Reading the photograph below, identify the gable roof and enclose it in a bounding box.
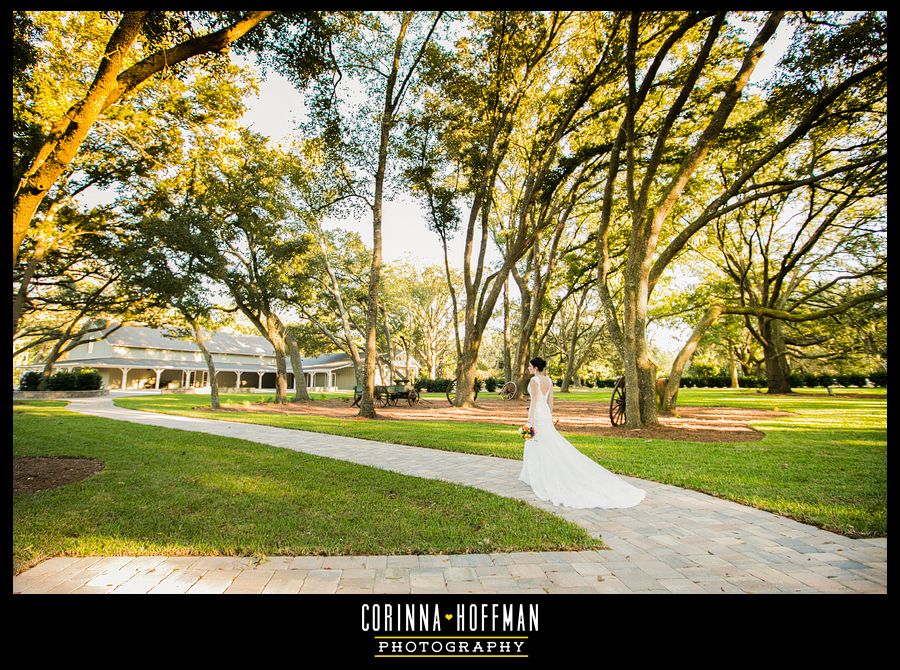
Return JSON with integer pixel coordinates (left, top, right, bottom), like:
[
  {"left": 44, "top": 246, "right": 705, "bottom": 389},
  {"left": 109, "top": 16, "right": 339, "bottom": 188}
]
[
  {"left": 82, "top": 325, "right": 420, "bottom": 369},
  {"left": 90, "top": 325, "right": 273, "bottom": 356},
  {"left": 303, "top": 352, "right": 353, "bottom": 368}
]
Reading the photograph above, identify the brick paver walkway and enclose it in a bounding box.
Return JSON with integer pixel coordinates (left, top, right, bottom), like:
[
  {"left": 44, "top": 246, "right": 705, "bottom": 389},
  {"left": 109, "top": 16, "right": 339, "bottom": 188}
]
[{"left": 13, "top": 396, "right": 886, "bottom": 594}]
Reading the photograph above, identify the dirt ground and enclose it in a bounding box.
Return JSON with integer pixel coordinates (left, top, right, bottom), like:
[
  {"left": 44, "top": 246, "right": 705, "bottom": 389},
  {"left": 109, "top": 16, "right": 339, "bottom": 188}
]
[
  {"left": 216, "top": 396, "right": 793, "bottom": 442},
  {"left": 14, "top": 457, "right": 105, "bottom": 494}
]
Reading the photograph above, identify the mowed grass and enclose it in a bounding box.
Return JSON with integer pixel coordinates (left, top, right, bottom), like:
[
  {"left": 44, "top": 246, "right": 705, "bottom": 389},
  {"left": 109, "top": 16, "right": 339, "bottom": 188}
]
[
  {"left": 12, "top": 402, "right": 604, "bottom": 575},
  {"left": 116, "top": 388, "right": 887, "bottom": 538}
]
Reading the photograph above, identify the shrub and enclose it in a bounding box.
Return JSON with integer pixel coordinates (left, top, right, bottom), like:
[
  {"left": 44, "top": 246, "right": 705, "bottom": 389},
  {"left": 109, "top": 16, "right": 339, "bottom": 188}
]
[
  {"left": 687, "top": 362, "right": 719, "bottom": 377},
  {"left": 484, "top": 377, "right": 498, "bottom": 392},
  {"left": 18, "top": 371, "right": 42, "bottom": 391},
  {"left": 849, "top": 374, "right": 867, "bottom": 387},
  {"left": 41, "top": 369, "right": 104, "bottom": 391},
  {"left": 74, "top": 369, "right": 102, "bottom": 390},
  {"left": 835, "top": 374, "right": 866, "bottom": 388},
  {"left": 868, "top": 371, "right": 887, "bottom": 387},
  {"left": 584, "top": 378, "right": 594, "bottom": 388},
  {"left": 788, "top": 372, "right": 805, "bottom": 388},
  {"left": 816, "top": 374, "right": 834, "bottom": 387},
  {"left": 418, "top": 377, "right": 452, "bottom": 393},
  {"left": 45, "top": 371, "right": 77, "bottom": 390}
]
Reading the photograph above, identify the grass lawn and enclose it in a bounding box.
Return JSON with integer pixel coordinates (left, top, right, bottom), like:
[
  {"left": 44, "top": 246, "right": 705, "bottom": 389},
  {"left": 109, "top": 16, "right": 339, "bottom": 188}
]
[
  {"left": 12, "top": 402, "right": 604, "bottom": 575},
  {"left": 115, "top": 388, "right": 887, "bottom": 539}
]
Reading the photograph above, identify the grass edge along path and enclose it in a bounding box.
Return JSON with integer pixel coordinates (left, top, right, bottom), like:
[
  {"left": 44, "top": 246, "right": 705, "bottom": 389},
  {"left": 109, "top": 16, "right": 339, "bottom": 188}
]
[
  {"left": 114, "top": 391, "right": 887, "bottom": 539},
  {"left": 12, "top": 402, "right": 605, "bottom": 575}
]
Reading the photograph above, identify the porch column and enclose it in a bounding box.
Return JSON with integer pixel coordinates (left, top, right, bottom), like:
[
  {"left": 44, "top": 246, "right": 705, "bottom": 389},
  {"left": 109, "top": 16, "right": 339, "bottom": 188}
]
[
  {"left": 154, "top": 368, "right": 164, "bottom": 389},
  {"left": 257, "top": 371, "right": 264, "bottom": 389},
  {"left": 120, "top": 368, "right": 131, "bottom": 390}
]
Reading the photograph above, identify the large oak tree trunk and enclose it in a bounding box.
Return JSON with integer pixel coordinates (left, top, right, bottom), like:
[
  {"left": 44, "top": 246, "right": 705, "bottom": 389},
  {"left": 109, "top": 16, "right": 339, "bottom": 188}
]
[
  {"left": 762, "top": 318, "right": 792, "bottom": 394},
  {"left": 266, "top": 315, "right": 289, "bottom": 404},
  {"left": 502, "top": 277, "right": 512, "bottom": 382},
  {"left": 454, "top": 295, "right": 479, "bottom": 407},
  {"left": 285, "top": 330, "right": 309, "bottom": 402},
  {"left": 190, "top": 318, "right": 220, "bottom": 410},
  {"left": 38, "top": 337, "right": 67, "bottom": 390}
]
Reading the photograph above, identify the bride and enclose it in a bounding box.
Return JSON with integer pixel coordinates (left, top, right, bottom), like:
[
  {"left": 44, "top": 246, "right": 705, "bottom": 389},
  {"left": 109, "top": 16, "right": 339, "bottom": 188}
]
[{"left": 518, "top": 357, "right": 646, "bottom": 509}]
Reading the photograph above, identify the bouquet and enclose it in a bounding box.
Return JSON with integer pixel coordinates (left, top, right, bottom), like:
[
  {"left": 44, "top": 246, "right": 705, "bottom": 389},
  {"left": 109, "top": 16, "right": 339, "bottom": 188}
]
[{"left": 519, "top": 424, "right": 535, "bottom": 440}]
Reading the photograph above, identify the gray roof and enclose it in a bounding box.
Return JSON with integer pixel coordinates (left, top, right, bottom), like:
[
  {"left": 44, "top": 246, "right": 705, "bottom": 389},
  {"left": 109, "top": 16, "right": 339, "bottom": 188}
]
[
  {"left": 90, "top": 325, "right": 273, "bottom": 356},
  {"left": 71, "top": 325, "right": 419, "bottom": 371},
  {"left": 303, "top": 352, "right": 353, "bottom": 368}
]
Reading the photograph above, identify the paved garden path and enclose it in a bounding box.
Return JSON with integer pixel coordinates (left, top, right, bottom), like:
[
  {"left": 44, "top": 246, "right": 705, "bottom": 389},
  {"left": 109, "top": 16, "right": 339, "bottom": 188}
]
[{"left": 14, "top": 396, "right": 886, "bottom": 594}]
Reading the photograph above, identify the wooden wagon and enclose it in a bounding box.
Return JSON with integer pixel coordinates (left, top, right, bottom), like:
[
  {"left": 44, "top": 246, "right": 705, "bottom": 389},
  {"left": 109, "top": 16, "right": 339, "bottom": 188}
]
[{"left": 352, "top": 379, "right": 420, "bottom": 407}]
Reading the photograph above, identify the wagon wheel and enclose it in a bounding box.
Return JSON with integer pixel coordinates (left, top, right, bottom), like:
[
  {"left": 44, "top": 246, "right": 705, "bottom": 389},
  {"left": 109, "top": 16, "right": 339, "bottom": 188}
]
[
  {"left": 609, "top": 376, "right": 626, "bottom": 427},
  {"left": 376, "top": 389, "right": 390, "bottom": 408},
  {"left": 446, "top": 378, "right": 479, "bottom": 405},
  {"left": 446, "top": 378, "right": 457, "bottom": 405},
  {"left": 500, "top": 381, "right": 517, "bottom": 400},
  {"left": 390, "top": 395, "right": 399, "bottom": 407},
  {"left": 407, "top": 389, "right": 419, "bottom": 406}
]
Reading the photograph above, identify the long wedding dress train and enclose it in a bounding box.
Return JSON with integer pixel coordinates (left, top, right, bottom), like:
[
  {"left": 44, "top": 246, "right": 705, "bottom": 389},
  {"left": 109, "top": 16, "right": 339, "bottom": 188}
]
[{"left": 518, "top": 377, "right": 646, "bottom": 509}]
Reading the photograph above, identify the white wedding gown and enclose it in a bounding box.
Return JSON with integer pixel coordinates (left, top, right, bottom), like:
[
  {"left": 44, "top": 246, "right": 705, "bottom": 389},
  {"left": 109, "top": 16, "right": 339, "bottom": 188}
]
[{"left": 518, "top": 376, "right": 646, "bottom": 509}]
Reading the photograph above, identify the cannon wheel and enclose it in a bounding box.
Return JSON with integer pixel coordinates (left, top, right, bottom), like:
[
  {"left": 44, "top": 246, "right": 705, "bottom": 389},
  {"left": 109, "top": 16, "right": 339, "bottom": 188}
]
[
  {"left": 609, "top": 376, "right": 626, "bottom": 426},
  {"left": 446, "top": 378, "right": 479, "bottom": 405},
  {"left": 500, "top": 381, "right": 517, "bottom": 400}
]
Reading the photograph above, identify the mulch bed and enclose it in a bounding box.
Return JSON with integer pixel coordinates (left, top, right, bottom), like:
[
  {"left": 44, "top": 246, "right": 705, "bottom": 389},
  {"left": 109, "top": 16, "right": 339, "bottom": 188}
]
[
  {"left": 14, "top": 457, "right": 105, "bottom": 494},
  {"left": 208, "top": 397, "right": 794, "bottom": 443}
]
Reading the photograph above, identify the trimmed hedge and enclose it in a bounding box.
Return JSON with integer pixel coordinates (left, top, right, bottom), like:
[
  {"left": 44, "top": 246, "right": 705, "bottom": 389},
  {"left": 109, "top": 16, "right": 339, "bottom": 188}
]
[
  {"left": 18, "top": 371, "right": 43, "bottom": 391},
  {"left": 868, "top": 371, "right": 887, "bottom": 387},
  {"left": 39, "top": 369, "right": 103, "bottom": 391},
  {"left": 678, "top": 372, "right": 884, "bottom": 389}
]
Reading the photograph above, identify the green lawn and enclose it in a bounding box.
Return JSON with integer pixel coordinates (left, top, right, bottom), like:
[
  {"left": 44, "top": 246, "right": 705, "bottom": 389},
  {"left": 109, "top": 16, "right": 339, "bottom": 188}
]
[
  {"left": 12, "top": 402, "right": 604, "bottom": 575},
  {"left": 115, "top": 388, "right": 888, "bottom": 538}
]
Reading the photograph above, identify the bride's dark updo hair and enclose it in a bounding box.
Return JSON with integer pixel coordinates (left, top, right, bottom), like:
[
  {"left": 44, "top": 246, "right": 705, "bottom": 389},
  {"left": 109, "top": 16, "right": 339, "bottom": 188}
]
[{"left": 529, "top": 357, "right": 547, "bottom": 372}]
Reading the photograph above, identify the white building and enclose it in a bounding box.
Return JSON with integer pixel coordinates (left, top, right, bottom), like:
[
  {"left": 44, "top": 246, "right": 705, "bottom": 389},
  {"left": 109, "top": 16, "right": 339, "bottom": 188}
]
[{"left": 20, "top": 325, "right": 421, "bottom": 392}]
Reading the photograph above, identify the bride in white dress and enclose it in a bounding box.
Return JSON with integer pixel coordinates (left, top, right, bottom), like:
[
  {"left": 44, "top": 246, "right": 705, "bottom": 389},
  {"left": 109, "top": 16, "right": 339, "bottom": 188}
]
[{"left": 518, "top": 357, "right": 646, "bottom": 509}]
